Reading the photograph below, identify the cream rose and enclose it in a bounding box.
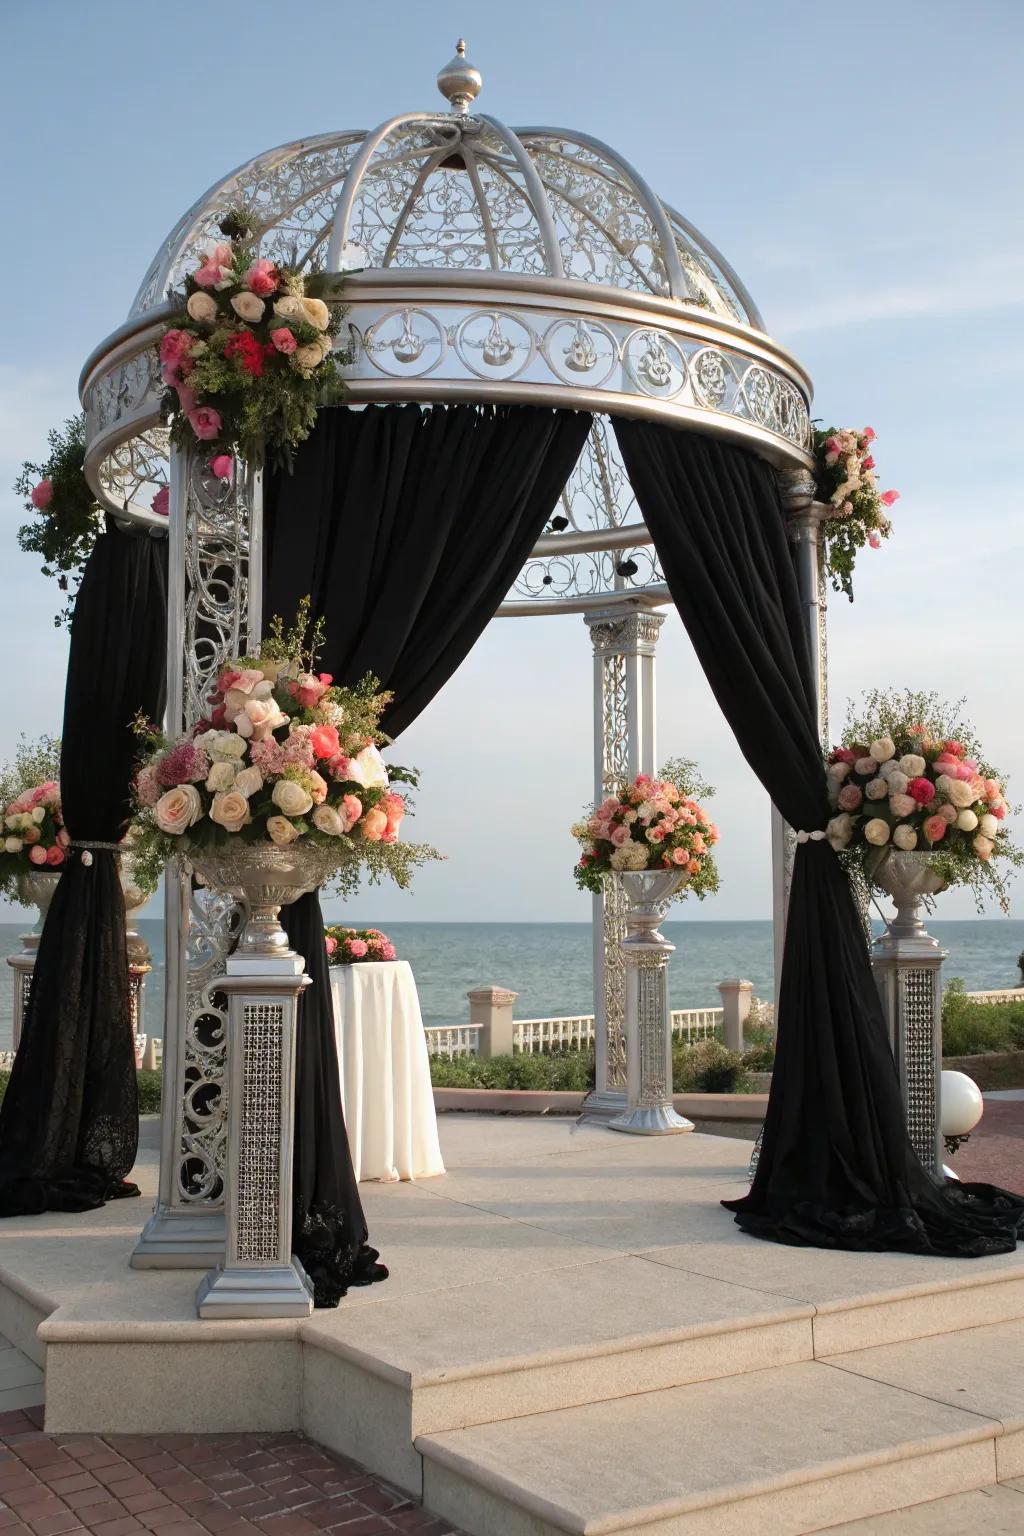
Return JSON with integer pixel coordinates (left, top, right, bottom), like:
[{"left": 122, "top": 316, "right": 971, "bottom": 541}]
[
  {"left": 235, "top": 698, "right": 289, "bottom": 740},
  {"left": 827, "top": 761, "right": 851, "bottom": 783},
  {"left": 234, "top": 766, "right": 263, "bottom": 799},
  {"left": 4, "top": 836, "right": 23, "bottom": 853},
  {"left": 209, "top": 789, "right": 251, "bottom": 833},
  {"left": 936, "top": 774, "right": 975, "bottom": 809},
  {"left": 900, "top": 754, "right": 927, "bottom": 777},
  {"left": 826, "top": 812, "right": 853, "bottom": 851},
  {"left": 956, "top": 809, "right": 979, "bottom": 832},
  {"left": 978, "top": 812, "right": 999, "bottom": 839},
  {"left": 154, "top": 784, "right": 203, "bottom": 835},
  {"left": 885, "top": 770, "right": 909, "bottom": 795},
  {"left": 299, "top": 296, "right": 330, "bottom": 331},
  {"left": 272, "top": 779, "right": 314, "bottom": 817},
  {"left": 206, "top": 760, "right": 237, "bottom": 793},
  {"left": 312, "top": 804, "right": 346, "bottom": 836},
  {"left": 854, "top": 756, "right": 878, "bottom": 777},
  {"left": 892, "top": 824, "right": 918, "bottom": 851},
  {"left": 889, "top": 793, "right": 916, "bottom": 818},
  {"left": 348, "top": 744, "right": 389, "bottom": 790},
  {"left": 863, "top": 818, "right": 891, "bottom": 846},
  {"left": 267, "top": 815, "right": 301, "bottom": 846},
  {"left": 197, "top": 729, "right": 247, "bottom": 761},
  {"left": 273, "top": 295, "right": 305, "bottom": 322},
  {"left": 231, "top": 291, "right": 265, "bottom": 322},
  {"left": 186, "top": 291, "right": 219, "bottom": 325},
  {"left": 292, "top": 343, "right": 323, "bottom": 376},
  {"left": 864, "top": 778, "right": 888, "bottom": 801},
  {"left": 869, "top": 736, "right": 896, "bottom": 764}
]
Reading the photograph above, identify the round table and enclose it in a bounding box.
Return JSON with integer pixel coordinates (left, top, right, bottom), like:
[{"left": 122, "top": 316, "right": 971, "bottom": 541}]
[{"left": 329, "top": 960, "right": 445, "bottom": 1183}]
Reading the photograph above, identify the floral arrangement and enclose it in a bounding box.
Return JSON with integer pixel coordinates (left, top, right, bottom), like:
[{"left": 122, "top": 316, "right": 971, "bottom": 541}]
[
  {"left": 813, "top": 425, "right": 899, "bottom": 602},
  {"left": 573, "top": 758, "right": 720, "bottom": 899},
  {"left": 826, "top": 689, "right": 1023, "bottom": 911},
  {"left": 324, "top": 926, "right": 397, "bottom": 964},
  {"left": 131, "top": 602, "right": 438, "bottom": 898},
  {"left": 0, "top": 735, "right": 67, "bottom": 899},
  {"left": 159, "top": 209, "right": 345, "bottom": 467},
  {"left": 14, "top": 415, "right": 103, "bottom": 627}
]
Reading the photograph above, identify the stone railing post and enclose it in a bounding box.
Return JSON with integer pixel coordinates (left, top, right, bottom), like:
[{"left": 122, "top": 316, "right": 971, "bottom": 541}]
[
  {"left": 718, "top": 979, "right": 753, "bottom": 1052},
  {"left": 467, "top": 986, "right": 518, "bottom": 1060}
]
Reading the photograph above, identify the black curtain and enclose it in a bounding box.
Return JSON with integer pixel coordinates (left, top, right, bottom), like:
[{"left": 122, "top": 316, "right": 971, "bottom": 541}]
[
  {"left": 267, "top": 403, "right": 592, "bottom": 1303},
  {"left": 614, "top": 421, "right": 1024, "bottom": 1256},
  {"left": 0, "top": 521, "right": 168, "bottom": 1215}
]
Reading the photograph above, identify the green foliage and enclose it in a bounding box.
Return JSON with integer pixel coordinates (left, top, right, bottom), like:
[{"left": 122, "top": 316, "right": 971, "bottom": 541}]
[
  {"left": 941, "top": 977, "right": 1024, "bottom": 1056},
  {"left": 741, "top": 1042, "right": 776, "bottom": 1072},
  {"left": 671, "top": 1038, "right": 745, "bottom": 1093},
  {"left": 428, "top": 1038, "right": 746, "bottom": 1095},
  {"left": 0, "top": 1071, "right": 7, "bottom": 1107},
  {"left": 13, "top": 414, "right": 102, "bottom": 627},
  {"left": 813, "top": 424, "right": 895, "bottom": 603},
  {"left": 137, "top": 1069, "right": 163, "bottom": 1114}
]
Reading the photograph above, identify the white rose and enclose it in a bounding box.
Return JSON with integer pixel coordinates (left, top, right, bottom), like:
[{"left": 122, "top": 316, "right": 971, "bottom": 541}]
[
  {"left": 889, "top": 793, "right": 917, "bottom": 818},
  {"left": 292, "top": 343, "right": 323, "bottom": 376},
  {"left": 892, "top": 824, "right": 918, "bottom": 851},
  {"left": 206, "top": 761, "right": 237, "bottom": 793},
  {"left": 937, "top": 774, "right": 975, "bottom": 809},
  {"left": 827, "top": 761, "right": 851, "bottom": 783},
  {"left": 272, "top": 779, "right": 314, "bottom": 817},
  {"left": 4, "top": 836, "right": 22, "bottom": 853},
  {"left": 854, "top": 757, "right": 878, "bottom": 777},
  {"left": 979, "top": 813, "right": 998, "bottom": 839},
  {"left": 312, "top": 804, "right": 346, "bottom": 836},
  {"left": 186, "top": 291, "right": 219, "bottom": 324},
  {"left": 956, "top": 809, "right": 979, "bottom": 832},
  {"left": 300, "top": 296, "right": 330, "bottom": 331},
  {"left": 974, "top": 834, "right": 995, "bottom": 859},
  {"left": 154, "top": 784, "right": 203, "bottom": 836},
  {"left": 209, "top": 789, "right": 251, "bottom": 833},
  {"left": 347, "top": 745, "right": 389, "bottom": 790},
  {"left": 885, "top": 770, "right": 909, "bottom": 795},
  {"left": 197, "top": 730, "right": 247, "bottom": 762},
  {"left": 863, "top": 818, "right": 891, "bottom": 846},
  {"left": 273, "top": 295, "right": 305, "bottom": 322},
  {"left": 900, "top": 754, "right": 926, "bottom": 777},
  {"left": 230, "top": 291, "right": 264, "bottom": 323},
  {"left": 869, "top": 736, "right": 896, "bottom": 764},
  {"left": 235, "top": 698, "right": 289, "bottom": 740},
  {"left": 826, "top": 812, "right": 853, "bottom": 851},
  {"left": 267, "top": 815, "right": 301, "bottom": 846},
  {"left": 234, "top": 766, "right": 263, "bottom": 799},
  {"left": 865, "top": 778, "right": 889, "bottom": 801}
]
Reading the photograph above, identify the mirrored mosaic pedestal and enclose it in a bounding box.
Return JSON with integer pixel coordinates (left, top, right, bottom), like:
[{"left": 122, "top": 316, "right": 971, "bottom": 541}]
[
  {"left": 610, "top": 870, "right": 694, "bottom": 1137},
  {"left": 196, "top": 956, "right": 313, "bottom": 1319},
  {"left": 869, "top": 853, "right": 948, "bottom": 1176}
]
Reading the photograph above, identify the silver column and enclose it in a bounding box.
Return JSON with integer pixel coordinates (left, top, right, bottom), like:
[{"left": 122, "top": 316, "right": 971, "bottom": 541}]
[
  {"left": 133, "top": 449, "right": 262, "bottom": 1268},
  {"left": 579, "top": 605, "right": 664, "bottom": 1124}
]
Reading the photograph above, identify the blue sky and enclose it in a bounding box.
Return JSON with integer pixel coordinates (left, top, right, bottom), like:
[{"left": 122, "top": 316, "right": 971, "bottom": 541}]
[{"left": 1, "top": 0, "right": 1021, "bottom": 923}]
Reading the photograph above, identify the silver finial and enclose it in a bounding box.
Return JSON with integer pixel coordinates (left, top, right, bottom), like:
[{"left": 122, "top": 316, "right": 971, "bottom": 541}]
[{"left": 437, "top": 38, "right": 482, "bottom": 115}]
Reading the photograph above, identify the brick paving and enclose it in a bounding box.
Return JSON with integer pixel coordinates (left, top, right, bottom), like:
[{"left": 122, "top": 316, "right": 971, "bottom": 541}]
[
  {"left": 951, "top": 1097, "right": 1024, "bottom": 1194},
  {"left": 0, "top": 1408, "right": 464, "bottom": 1536}
]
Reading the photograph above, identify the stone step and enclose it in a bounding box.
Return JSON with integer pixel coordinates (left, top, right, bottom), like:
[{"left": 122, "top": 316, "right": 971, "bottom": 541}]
[
  {"left": 824, "top": 1482, "right": 1024, "bottom": 1533},
  {"left": 416, "top": 1356, "right": 1007, "bottom": 1536}
]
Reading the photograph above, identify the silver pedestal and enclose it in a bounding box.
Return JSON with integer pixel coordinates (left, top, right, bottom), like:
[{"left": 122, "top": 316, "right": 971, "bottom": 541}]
[
  {"left": 196, "top": 956, "right": 313, "bottom": 1319},
  {"left": 609, "top": 870, "right": 694, "bottom": 1137},
  {"left": 869, "top": 852, "right": 948, "bottom": 1176}
]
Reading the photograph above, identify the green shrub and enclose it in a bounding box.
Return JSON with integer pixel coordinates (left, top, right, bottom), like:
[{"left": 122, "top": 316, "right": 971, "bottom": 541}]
[
  {"left": 672, "top": 1039, "right": 744, "bottom": 1094},
  {"left": 137, "top": 1068, "right": 163, "bottom": 1114},
  {"left": 0, "top": 1070, "right": 8, "bottom": 1107},
  {"left": 741, "top": 1042, "right": 776, "bottom": 1073},
  {"left": 429, "top": 1049, "right": 596, "bottom": 1092},
  {"left": 941, "top": 977, "right": 1024, "bottom": 1057}
]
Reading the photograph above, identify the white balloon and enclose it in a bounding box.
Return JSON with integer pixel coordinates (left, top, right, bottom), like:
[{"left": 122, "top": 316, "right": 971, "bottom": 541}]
[{"left": 940, "top": 1071, "right": 984, "bottom": 1138}]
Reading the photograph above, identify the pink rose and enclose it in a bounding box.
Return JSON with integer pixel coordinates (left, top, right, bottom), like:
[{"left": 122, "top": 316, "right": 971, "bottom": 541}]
[
  {"left": 610, "top": 825, "right": 631, "bottom": 847},
  {"left": 57, "top": 828, "right": 71, "bottom": 847},
  {"left": 31, "top": 479, "right": 53, "bottom": 510},
  {"left": 923, "top": 814, "right": 948, "bottom": 844},
  {"left": 244, "top": 259, "right": 279, "bottom": 297},
  {"left": 188, "top": 406, "right": 222, "bottom": 441},
  {"left": 45, "top": 845, "right": 64, "bottom": 867},
  {"left": 325, "top": 936, "right": 338, "bottom": 956},
  {"left": 349, "top": 939, "right": 368, "bottom": 958},
  {"left": 880, "top": 489, "right": 899, "bottom": 507},
  {"left": 908, "top": 777, "right": 935, "bottom": 805},
  {"left": 863, "top": 427, "right": 876, "bottom": 443},
  {"left": 992, "top": 803, "right": 1006, "bottom": 820},
  {"left": 837, "top": 784, "right": 862, "bottom": 811},
  {"left": 270, "top": 326, "right": 297, "bottom": 355},
  {"left": 380, "top": 942, "right": 397, "bottom": 960},
  {"left": 310, "top": 724, "right": 341, "bottom": 760},
  {"left": 671, "top": 846, "right": 689, "bottom": 865},
  {"left": 209, "top": 454, "right": 234, "bottom": 481},
  {"left": 832, "top": 748, "right": 857, "bottom": 765},
  {"left": 938, "top": 803, "right": 958, "bottom": 825},
  {"left": 193, "top": 263, "right": 221, "bottom": 289},
  {"left": 340, "top": 793, "right": 363, "bottom": 830},
  {"left": 985, "top": 778, "right": 1002, "bottom": 800},
  {"left": 646, "top": 825, "right": 666, "bottom": 843},
  {"left": 868, "top": 533, "right": 881, "bottom": 550},
  {"left": 862, "top": 455, "right": 876, "bottom": 470},
  {"left": 151, "top": 486, "right": 169, "bottom": 517},
  {"left": 29, "top": 844, "right": 48, "bottom": 865}
]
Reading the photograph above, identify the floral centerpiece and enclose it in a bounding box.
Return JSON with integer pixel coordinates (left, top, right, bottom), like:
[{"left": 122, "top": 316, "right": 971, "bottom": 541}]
[
  {"left": 0, "top": 735, "right": 67, "bottom": 900},
  {"left": 131, "top": 603, "right": 438, "bottom": 899},
  {"left": 813, "top": 425, "right": 899, "bottom": 602},
  {"left": 159, "top": 210, "right": 345, "bottom": 468},
  {"left": 14, "top": 415, "right": 103, "bottom": 627},
  {"left": 324, "top": 927, "right": 397, "bottom": 964},
  {"left": 826, "top": 689, "right": 1023, "bottom": 910},
  {"left": 572, "top": 759, "right": 720, "bottom": 898}
]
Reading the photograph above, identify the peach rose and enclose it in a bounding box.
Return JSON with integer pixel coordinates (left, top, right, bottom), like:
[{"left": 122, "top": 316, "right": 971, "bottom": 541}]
[
  {"left": 923, "top": 813, "right": 948, "bottom": 844},
  {"left": 29, "top": 844, "right": 48, "bottom": 865},
  {"left": 360, "top": 807, "right": 389, "bottom": 842},
  {"left": 340, "top": 794, "right": 363, "bottom": 830},
  {"left": 864, "top": 778, "right": 889, "bottom": 801},
  {"left": 863, "top": 818, "right": 891, "bottom": 846},
  {"left": 869, "top": 736, "right": 896, "bottom": 763},
  {"left": 209, "top": 790, "right": 251, "bottom": 833},
  {"left": 267, "top": 815, "right": 301, "bottom": 846},
  {"left": 154, "top": 784, "right": 203, "bottom": 835},
  {"left": 973, "top": 833, "right": 995, "bottom": 860}
]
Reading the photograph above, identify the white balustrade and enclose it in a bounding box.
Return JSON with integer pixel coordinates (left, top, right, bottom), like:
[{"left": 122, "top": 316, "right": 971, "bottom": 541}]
[{"left": 422, "top": 1003, "right": 730, "bottom": 1059}]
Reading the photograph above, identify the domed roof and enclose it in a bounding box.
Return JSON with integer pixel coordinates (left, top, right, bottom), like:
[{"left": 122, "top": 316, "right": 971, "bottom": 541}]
[{"left": 130, "top": 41, "right": 762, "bottom": 330}]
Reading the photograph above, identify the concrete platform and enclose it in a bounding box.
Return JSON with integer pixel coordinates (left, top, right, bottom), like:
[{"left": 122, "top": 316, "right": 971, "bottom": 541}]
[{"left": 3, "top": 1115, "right": 1024, "bottom": 1534}]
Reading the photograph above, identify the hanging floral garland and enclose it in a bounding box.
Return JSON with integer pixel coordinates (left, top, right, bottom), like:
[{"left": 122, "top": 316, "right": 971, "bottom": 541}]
[
  {"left": 813, "top": 425, "right": 899, "bottom": 602},
  {"left": 13, "top": 415, "right": 104, "bottom": 627},
  {"left": 159, "top": 210, "right": 345, "bottom": 468}
]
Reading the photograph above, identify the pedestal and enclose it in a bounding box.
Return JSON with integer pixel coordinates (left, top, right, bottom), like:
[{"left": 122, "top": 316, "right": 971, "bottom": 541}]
[
  {"left": 609, "top": 871, "right": 693, "bottom": 1137},
  {"left": 196, "top": 956, "right": 313, "bottom": 1318},
  {"left": 5, "top": 952, "right": 34, "bottom": 1054}
]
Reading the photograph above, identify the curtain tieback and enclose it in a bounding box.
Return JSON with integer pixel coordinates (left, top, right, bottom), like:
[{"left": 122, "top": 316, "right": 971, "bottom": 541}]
[
  {"left": 795, "top": 829, "right": 827, "bottom": 844},
  {"left": 69, "top": 839, "right": 122, "bottom": 868}
]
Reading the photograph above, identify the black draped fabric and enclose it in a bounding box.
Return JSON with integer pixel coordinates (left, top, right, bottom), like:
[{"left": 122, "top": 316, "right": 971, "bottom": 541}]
[
  {"left": 614, "top": 421, "right": 1024, "bottom": 1256},
  {"left": 269, "top": 403, "right": 591, "bottom": 1304},
  {"left": 0, "top": 522, "right": 168, "bottom": 1216}
]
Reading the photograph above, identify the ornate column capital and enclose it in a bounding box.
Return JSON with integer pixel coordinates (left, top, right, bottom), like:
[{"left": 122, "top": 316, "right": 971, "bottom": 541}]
[{"left": 584, "top": 605, "right": 666, "bottom": 657}]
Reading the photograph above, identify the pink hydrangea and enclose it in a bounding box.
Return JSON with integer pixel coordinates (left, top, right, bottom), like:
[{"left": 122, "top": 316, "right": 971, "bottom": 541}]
[
  {"left": 349, "top": 939, "right": 368, "bottom": 958},
  {"left": 379, "top": 941, "right": 396, "bottom": 960},
  {"left": 250, "top": 738, "right": 286, "bottom": 775},
  {"left": 325, "top": 935, "right": 338, "bottom": 956}
]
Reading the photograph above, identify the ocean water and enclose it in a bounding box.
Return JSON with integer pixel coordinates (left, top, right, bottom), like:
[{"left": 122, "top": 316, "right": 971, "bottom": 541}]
[{"left": 2, "top": 918, "right": 1023, "bottom": 1052}]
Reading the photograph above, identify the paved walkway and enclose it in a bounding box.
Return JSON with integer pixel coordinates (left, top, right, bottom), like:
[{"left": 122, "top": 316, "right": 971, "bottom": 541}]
[{"left": 952, "top": 1097, "right": 1024, "bottom": 1193}]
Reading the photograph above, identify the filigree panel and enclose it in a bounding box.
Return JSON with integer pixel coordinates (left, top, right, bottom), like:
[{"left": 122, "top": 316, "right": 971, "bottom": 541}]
[
  {"left": 175, "top": 888, "right": 239, "bottom": 1207},
  {"left": 183, "top": 457, "right": 254, "bottom": 726},
  {"left": 901, "top": 967, "right": 938, "bottom": 1172},
  {"left": 636, "top": 958, "right": 670, "bottom": 1107},
  {"left": 235, "top": 1004, "right": 284, "bottom": 1262}
]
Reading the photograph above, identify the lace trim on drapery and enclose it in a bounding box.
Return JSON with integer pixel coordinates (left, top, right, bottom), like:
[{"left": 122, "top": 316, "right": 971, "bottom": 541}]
[{"left": 293, "top": 1197, "right": 389, "bottom": 1309}]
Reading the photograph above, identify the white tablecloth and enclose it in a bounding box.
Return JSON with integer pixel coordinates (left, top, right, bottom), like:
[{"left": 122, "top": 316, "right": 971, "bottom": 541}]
[{"left": 329, "top": 960, "right": 445, "bottom": 1183}]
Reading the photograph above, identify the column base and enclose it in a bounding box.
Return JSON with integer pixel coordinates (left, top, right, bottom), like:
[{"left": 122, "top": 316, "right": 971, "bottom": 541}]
[
  {"left": 577, "top": 1088, "right": 628, "bottom": 1125},
  {"left": 608, "top": 1104, "right": 694, "bottom": 1136},
  {"left": 196, "top": 1258, "right": 314, "bottom": 1319},
  {"left": 131, "top": 1207, "right": 226, "bottom": 1269}
]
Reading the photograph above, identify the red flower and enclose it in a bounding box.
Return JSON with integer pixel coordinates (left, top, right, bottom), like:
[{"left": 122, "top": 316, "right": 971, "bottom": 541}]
[
  {"left": 224, "top": 330, "right": 266, "bottom": 377},
  {"left": 908, "top": 777, "right": 935, "bottom": 805},
  {"left": 942, "top": 740, "right": 966, "bottom": 759}
]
